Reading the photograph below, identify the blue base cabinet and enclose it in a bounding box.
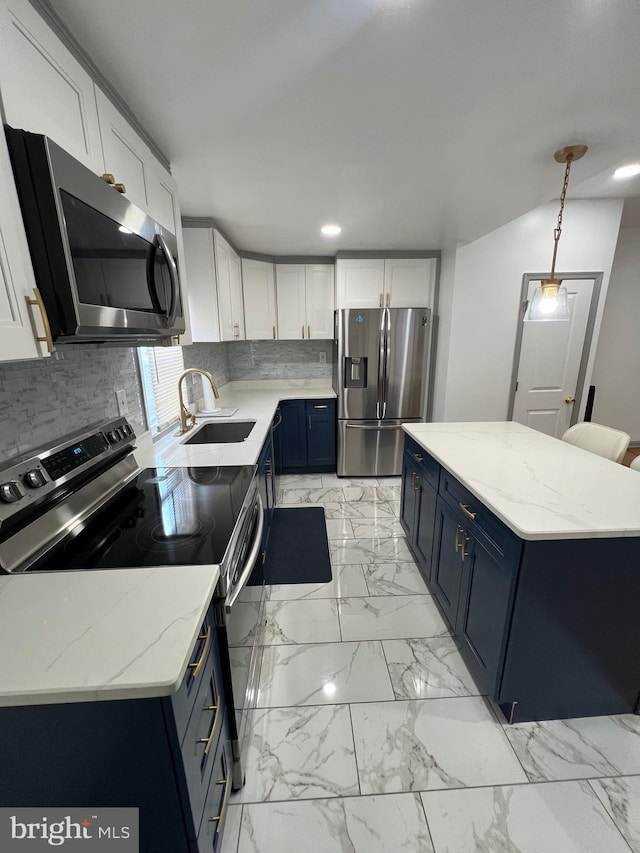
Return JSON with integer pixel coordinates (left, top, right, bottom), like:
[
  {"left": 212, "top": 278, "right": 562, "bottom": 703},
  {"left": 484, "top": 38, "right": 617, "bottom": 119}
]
[
  {"left": 273, "top": 399, "right": 336, "bottom": 473},
  {"left": 401, "top": 434, "right": 640, "bottom": 723},
  {"left": 0, "top": 616, "right": 233, "bottom": 853}
]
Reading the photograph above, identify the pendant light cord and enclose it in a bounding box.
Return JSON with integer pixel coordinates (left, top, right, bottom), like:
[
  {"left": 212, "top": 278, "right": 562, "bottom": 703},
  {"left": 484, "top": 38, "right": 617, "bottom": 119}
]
[{"left": 549, "top": 156, "right": 574, "bottom": 280}]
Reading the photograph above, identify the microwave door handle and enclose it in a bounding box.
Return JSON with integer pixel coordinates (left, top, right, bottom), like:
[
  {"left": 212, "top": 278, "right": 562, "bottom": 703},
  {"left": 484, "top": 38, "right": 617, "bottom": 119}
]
[
  {"left": 225, "top": 495, "right": 264, "bottom": 611},
  {"left": 146, "top": 241, "right": 164, "bottom": 314},
  {"left": 155, "top": 233, "right": 180, "bottom": 328}
]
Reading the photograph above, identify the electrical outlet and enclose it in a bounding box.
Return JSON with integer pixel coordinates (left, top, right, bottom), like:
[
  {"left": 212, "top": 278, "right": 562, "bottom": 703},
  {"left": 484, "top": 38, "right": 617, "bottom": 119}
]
[
  {"left": 115, "top": 389, "right": 129, "bottom": 416},
  {"left": 319, "top": 351, "right": 327, "bottom": 364}
]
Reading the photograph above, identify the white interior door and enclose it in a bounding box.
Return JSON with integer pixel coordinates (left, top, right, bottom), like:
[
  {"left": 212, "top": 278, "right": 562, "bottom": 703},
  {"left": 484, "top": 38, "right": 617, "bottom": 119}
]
[{"left": 512, "top": 278, "right": 594, "bottom": 437}]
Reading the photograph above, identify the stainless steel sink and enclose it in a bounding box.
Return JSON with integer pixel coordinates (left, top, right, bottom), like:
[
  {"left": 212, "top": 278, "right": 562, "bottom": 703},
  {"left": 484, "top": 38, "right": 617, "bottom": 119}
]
[{"left": 182, "top": 420, "right": 256, "bottom": 445}]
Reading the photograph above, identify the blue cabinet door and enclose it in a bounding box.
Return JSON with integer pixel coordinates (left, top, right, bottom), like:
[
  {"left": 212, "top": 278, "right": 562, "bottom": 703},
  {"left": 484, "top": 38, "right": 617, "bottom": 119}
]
[
  {"left": 457, "top": 536, "right": 515, "bottom": 696},
  {"left": 400, "top": 452, "right": 418, "bottom": 540},
  {"left": 431, "top": 497, "right": 466, "bottom": 630},
  {"left": 414, "top": 477, "right": 437, "bottom": 581},
  {"left": 277, "top": 400, "right": 307, "bottom": 469},
  {"left": 306, "top": 400, "right": 336, "bottom": 468}
]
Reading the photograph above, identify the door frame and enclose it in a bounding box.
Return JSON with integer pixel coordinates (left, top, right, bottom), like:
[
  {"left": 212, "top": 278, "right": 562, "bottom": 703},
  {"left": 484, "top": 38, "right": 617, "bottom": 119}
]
[{"left": 508, "top": 271, "right": 603, "bottom": 426}]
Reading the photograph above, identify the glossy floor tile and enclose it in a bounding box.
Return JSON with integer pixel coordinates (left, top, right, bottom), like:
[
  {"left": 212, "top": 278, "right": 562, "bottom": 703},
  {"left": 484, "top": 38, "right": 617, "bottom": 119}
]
[
  {"left": 338, "top": 595, "right": 448, "bottom": 641},
  {"left": 231, "top": 704, "right": 359, "bottom": 804},
  {"left": 324, "top": 518, "right": 355, "bottom": 539},
  {"left": 351, "top": 696, "right": 528, "bottom": 794},
  {"left": 237, "top": 793, "right": 433, "bottom": 853},
  {"left": 258, "top": 641, "right": 394, "bottom": 708},
  {"left": 329, "top": 536, "right": 414, "bottom": 564},
  {"left": 363, "top": 560, "right": 430, "bottom": 595},
  {"left": 351, "top": 517, "right": 406, "bottom": 538},
  {"left": 277, "top": 486, "right": 379, "bottom": 504},
  {"left": 267, "top": 564, "right": 368, "bottom": 601},
  {"left": 505, "top": 713, "right": 640, "bottom": 781},
  {"left": 421, "top": 780, "right": 632, "bottom": 853},
  {"left": 382, "top": 637, "right": 480, "bottom": 699},
  {"left": 322, "top": 501, "right": 397, "bottom": 519},
  {"left": 590, "top": 776, "right": 640, "bottom": 852},
  {"left": 321, "top": 475, "right": 381, "bottom": 488},
  {"left": 263, "top": 598, "right": 341, "bottom": 645},
  {"left": 220, "top": 804, "right": 243, "bottom": 853}
]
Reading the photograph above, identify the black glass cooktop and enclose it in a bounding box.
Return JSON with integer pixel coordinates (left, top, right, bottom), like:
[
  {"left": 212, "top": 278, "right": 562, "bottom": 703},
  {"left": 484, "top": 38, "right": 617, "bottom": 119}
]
[{"left": 28, "top": 466, "right": 255, "bottom": 572}]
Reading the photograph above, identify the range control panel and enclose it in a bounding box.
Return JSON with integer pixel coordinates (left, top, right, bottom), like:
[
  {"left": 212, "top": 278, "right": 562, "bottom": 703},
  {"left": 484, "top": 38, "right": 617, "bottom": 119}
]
[{"left": 0, "top": 417, "right": 135, "bottom": 527}]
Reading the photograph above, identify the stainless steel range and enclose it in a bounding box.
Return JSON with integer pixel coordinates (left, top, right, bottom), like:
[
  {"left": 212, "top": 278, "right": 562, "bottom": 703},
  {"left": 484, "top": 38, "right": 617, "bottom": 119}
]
[{"left": 0, "top": 418, "right": 266, "bottom": 790}]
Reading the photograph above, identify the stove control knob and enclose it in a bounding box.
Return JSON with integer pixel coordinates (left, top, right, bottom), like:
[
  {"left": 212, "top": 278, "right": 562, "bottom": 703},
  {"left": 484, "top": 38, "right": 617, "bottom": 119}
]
[
  {"left": 107, "top": 430, "right": 119, "bottom": 444},
  {"left": 121, "top": 424, "right": 132, "bottom": 437},
  {"left": 23, "top": 469, "right": 47, "bottom": 489},
  {"left": 0, "top": 482, "right": 23, "bottom": 504}
]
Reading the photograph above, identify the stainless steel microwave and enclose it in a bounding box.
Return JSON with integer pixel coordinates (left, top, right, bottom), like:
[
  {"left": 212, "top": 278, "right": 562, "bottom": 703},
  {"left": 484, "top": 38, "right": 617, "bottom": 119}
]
[{"left": 5, "top": 126, "right": 185, "bottom": 346}]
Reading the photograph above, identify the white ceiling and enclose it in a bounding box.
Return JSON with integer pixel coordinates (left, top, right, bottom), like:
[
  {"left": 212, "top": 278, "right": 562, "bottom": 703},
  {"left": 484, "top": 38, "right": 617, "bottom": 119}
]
[{"left": 52, "top": 0, "right": 640, "bottom": 255}]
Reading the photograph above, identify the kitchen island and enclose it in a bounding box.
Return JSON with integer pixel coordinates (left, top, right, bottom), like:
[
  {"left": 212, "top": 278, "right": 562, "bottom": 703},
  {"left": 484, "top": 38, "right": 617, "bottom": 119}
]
[{"left": 400, "top": 421, "right": 640, "bottom": 723}]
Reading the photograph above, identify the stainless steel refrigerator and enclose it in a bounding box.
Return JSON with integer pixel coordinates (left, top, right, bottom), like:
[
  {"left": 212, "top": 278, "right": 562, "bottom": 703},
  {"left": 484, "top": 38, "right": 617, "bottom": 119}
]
[{"left": 333, "top": 307, "right": 432, "bottom": 476}]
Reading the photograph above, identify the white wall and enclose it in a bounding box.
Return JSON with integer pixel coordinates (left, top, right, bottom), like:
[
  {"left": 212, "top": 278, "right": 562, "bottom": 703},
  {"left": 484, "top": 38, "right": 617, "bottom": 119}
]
[
  {"left": 591, "top": 227, "right": 640, "bottom": 442},
  {"left": 431, "top": 244, "right": 458, "bottom": 421},
  {"left": 441, "top": 199, "right": 624, "bottom": 422}
]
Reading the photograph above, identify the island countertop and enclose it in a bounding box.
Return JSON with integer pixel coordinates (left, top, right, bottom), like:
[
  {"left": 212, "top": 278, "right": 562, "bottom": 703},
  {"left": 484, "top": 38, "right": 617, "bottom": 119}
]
[
  {"left": 0, "top": 565, "right": 219, "bottom": 707},
  {"left": 403, "top": 421, "right": 640, "bottom": 541}
]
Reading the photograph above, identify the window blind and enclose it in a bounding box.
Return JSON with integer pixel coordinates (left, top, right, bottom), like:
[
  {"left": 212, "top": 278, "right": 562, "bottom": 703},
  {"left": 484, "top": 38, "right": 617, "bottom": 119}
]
[{"left": 138, "top": 346, "right": 185, "bottom": 434}]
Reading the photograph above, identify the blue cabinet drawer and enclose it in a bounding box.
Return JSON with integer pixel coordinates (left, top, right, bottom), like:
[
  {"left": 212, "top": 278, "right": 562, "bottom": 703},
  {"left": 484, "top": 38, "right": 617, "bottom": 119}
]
[
  {"left": 197, "top": 737, "right": 233, "bottom": 852},
  {"left": 404, "top": 436, "right": 439, "bottom": 490},
  {"left": 440, "top": 472, "right": 520, "bottom": 568},
  {"left": 181, "top": 647, "right": 226, "bottom": 838},
  {"left": 171, "top": 611, "right": 217, "bottom": 745}
]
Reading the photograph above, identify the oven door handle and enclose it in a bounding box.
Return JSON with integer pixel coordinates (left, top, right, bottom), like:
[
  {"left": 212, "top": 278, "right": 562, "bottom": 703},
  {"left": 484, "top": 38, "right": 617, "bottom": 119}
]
[{"left": 225, "top": 494, "right": 264, "bottom": 610}]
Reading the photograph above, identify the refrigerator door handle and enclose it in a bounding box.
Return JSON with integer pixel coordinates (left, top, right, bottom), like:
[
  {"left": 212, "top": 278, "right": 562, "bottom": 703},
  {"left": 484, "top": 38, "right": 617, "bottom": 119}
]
[
  {"left": 376, "top": 309, "right": 386, "bottom": 420},
  {"left": 382, "top": 307, "right": 391, "bottom": 419},
  {"left": 345, "top": 423, "right": 403, "bottom": 430}
]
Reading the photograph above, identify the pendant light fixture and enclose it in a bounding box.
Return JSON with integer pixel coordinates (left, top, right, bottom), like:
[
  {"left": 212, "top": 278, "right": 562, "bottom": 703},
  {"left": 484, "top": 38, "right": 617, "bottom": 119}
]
[{"left": 529, "top": 144, "right": 588, "bottom": 321}]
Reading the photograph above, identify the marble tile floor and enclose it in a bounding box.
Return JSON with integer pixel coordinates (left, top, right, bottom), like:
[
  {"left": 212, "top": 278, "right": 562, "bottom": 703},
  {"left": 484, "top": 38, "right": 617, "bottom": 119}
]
[{"left": 222, "top": 473, "right": 640, "bottom": 853}]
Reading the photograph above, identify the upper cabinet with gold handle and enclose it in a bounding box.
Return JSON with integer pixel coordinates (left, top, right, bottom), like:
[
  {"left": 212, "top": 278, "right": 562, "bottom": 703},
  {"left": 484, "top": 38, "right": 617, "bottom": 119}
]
[
  {"left": 101, "top": 173, "right": 115, "bottom": 185},
  {"left": 26, "top": 288, "right": 54, "bottom": 354}
]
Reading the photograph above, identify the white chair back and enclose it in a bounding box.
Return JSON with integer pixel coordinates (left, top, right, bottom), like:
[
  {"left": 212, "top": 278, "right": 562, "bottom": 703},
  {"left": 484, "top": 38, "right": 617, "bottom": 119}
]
[{"left": 561, "top": 422, "right": 630, "bottom": 464}]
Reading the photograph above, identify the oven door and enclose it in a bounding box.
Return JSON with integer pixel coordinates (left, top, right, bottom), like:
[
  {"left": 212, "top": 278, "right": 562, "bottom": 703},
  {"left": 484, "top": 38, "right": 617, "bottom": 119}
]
[{"left": 217, "top": 494, "right": 266, "bottom": 789}]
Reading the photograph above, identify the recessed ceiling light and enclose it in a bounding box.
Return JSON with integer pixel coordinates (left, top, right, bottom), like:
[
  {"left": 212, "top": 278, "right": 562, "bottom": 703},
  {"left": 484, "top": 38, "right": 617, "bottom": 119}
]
[
  {"left": 614, "top": 163, "right": 640, "bottom": 179},
  {"left": 321, "top": 224, "right": 341, "bottom": 236}
]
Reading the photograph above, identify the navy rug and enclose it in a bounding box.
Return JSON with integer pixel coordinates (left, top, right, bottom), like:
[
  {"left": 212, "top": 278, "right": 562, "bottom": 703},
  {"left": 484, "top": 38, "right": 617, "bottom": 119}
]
[{"left": 261, "top": 507, "right": 332, "bottom": 585}]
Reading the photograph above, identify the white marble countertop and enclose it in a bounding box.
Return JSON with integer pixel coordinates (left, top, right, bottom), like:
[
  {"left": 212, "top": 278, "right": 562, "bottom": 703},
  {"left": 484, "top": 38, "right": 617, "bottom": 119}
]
[
  {"left": 403, "top": 421, "right": 640, "bottom": 541},
  {"left": 134, "top": 380, "right": 336, "bottom": 469},
  {"left": 0, "top": 565, "right": 219, "bottom": 707}
]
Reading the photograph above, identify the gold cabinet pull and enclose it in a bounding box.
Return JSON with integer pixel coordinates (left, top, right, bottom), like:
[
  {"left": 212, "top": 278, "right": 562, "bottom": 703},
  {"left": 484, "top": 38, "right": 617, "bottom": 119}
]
[
  {"left": 272, "top": 325, "right": 276, "bottom": 339},
  {"left": 101, "top": 173, "right": 115, "bottom": 185},
  {"left": 308, "top": 324, "right": 311, "bottom": 338},
  {"left": 188, "top": 626, "right": 212, "bottom": 679},
  {"left": 413, "top": 472, "right": 420, "bottom": 491},
  {"left": 461, "top": 533, "right": 470, "bottom": 561},
  {"left": 458, "top": 502, "right": 477, "bottom": 521},
  {"left": 114, "top": 182, "right": 126, "bottom": 194},
  {"left": 379, "top": 293, "right": 383, "bottom": 307},
  {"left": 314, "top": 405, "right": 328, "bottom": 409},
  {"left": 565, "top": 396, "right": 575, "bottom": 404},
  {"left": 455, "top": 526, "right": 463, "bottom": 553},
  {"left": 386, "top": 292, "right": 390, "bottom": 307},
  {"left": 26, "top": 288, "right": 53, "bottom": 353},
  {"left": 209, "top": 768, "right": 232, "bottom": 834},
  {"left": 301, "top": 324, "right": 305, "bottom": 338},
  {"left": 413, "top": 452, "right": 423, "bottom": 463},
  {"left": 196, "top": 696, "right": 221, "bottom": 755}
]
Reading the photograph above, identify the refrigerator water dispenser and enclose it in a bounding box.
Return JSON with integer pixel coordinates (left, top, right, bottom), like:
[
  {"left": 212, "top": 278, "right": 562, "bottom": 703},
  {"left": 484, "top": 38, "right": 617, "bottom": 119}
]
[{"left": 344, "top": 357, "right": 367, "bottom": 388}]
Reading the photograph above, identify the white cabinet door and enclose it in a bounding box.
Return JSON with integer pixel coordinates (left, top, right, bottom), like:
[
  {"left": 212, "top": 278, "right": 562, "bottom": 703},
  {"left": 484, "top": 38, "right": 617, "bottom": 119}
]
[
  {"left": 335, "top": 258, "right": 385, "bottom": 309},
  {"left": 242, "top": 258, "right": 276, "bottom": 340},
  {"left": 0, "top": 127, "right": 49, "bottom": 361},
  {"left": 95, "top": 88, "right": 151, "bottom": 213},
  {"left": 214, "top": 231, "right": 244, "bottom": 340},
  {"left": 275, "top": 264, "right": 305, "bottom": 339},
  {"left": 0, "top": 0, "right": 103, "bottom": 172},
  {"left": 384, "top": 257, "right": 436, "bottom": 308},
  {"left": 183, "top": 228, "right": 220, "bottom": 343},
  {"left": 305, "top": 264, "right": 334, "bottom": 339}
]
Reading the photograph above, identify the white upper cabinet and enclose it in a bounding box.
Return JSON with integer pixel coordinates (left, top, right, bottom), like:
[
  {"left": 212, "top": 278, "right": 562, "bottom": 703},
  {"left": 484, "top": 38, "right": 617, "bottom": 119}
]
[
  {"left": 336, "top": 257, "right": 437, "bottom": 309},
  {"left": 182, "top": 227, "right": 220, "bottom": 343},
  {"left": 275, "top": 263, "right": 334, "bottom": 340},
  {"left": 0, "top": 0, "right": 103, "bottom": 172},
  {"left": 242, "top": 258, "right": 276, "bottom": 340},
  {"left": 383, "top": 258, "right": 437, "bottom": 308},
  {"left": 335, "top": 259, "right": 384, "bottom": 309},
  {"left": 0, "top": 126, "right": 49, "bottom": 361},
  {"left": 214, "top": 231, "right": 245, "bottom": 341}
]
